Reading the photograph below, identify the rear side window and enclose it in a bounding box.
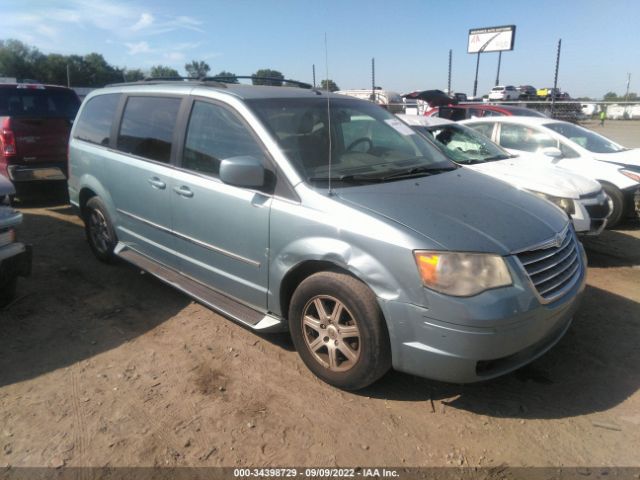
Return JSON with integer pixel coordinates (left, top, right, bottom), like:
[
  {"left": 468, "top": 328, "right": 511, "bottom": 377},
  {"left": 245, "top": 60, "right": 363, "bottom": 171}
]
[
  {"left": 469, "top": 122, "right": 495, "bottom": 139},
  {"left": 181, "top": 101, "right": 264, "bottom": 177},
  {"left": 73, "top": 94, "right": 121, "bottom": 146},
  {"left": 499, "top": 124, "right": 557, "bottom": 152},
  {"left": 117, "top": 96, "right": 181, "bottom": 163},
  {"left": 0, "top": 87, "right": 80, "bottom": 119}
]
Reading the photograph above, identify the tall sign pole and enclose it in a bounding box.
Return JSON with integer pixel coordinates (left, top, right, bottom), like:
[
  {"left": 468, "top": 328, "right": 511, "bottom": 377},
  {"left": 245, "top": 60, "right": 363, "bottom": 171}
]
[
  {"left": 473, "top": 53, "right": 481, "bottom": 97},
  {"left": 551, "top": 39, "right": 562, "bottom": 118},
  {"left": 312, "top": 64, "right": 316, "bottom": 88},
  {"left": 468, "top": 25, "right": 516, "bottom": 98}
]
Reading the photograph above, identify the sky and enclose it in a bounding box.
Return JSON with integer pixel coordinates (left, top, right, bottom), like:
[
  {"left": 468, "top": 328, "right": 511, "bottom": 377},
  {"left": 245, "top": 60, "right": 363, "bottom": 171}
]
[{"left": 5, "top": 0, "right": 639, "bottom": 99}]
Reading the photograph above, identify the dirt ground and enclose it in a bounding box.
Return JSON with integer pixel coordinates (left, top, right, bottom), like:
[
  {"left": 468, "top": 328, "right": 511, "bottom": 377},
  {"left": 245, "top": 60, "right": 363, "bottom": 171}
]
[{"left": 1, "top": 196, "right": 639, "bottom": 470}]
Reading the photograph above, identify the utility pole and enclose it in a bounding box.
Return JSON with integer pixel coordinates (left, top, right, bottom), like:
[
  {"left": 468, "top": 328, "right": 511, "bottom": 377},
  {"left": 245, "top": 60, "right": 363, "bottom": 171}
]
[
  {"left": 447, "top": 49, "right": 452, "bottom": 94},
  {"left": 551, "top": 39, "right": 562, "bottom": 118},
  {"left": 312, "top": 64, "right": 316, "bottom": 88},
  {"left": 625, "top": 73, "right": 631, "bottom": 101},
  {"left": 371, "top": 57, "right": 375, "bottom": 102},
  {"left": 66, "top": 64, "right": 71, "bottom": 87}
]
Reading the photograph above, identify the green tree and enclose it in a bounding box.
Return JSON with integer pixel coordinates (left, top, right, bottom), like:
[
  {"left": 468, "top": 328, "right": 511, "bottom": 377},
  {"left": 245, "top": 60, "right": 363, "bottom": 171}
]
[
  {"left": 603, "top": 92, "right": 619, "bottom": 101},
  {"left": 150, "top": 65, "right": 180, "bottom": 78},
  {"left": 320, "top": 79, "right": 339, "bottom": 92},
  {"left": 252, "top": 69, "right": 284, "bottom": 86},
  {"left": 124, "top": 69, "right": 145, "bottom": 82},
  {"left": 0, "top": 39, "right": 43, "bottom": 80},
  {"left": 83, "top": 53, "right": 123, "bottom": 86},
  {"left": 213, "top": 70, "right": 239, "bottom": 83},
  {"left": 185, "top": 60, "right": 210, "bottom": 78}
]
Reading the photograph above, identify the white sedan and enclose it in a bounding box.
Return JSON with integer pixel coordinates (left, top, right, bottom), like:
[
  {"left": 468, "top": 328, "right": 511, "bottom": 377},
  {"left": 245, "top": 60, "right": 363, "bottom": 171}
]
[
  {"left": 461, "top": 116, "right": 640, "bottom": 226},
  {"left": 397, "top": 115, "right": 610, "bottom": 235}
]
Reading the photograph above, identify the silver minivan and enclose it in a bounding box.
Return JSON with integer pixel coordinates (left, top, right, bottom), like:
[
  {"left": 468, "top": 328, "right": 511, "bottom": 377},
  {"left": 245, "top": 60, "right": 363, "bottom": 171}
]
[{"left": 68, "top": 80, "right": 586, "bottom": 389}]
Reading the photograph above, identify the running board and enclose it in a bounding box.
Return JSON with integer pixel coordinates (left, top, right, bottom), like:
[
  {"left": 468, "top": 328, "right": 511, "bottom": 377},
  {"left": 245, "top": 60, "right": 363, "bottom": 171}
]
[{"left": 116, "top": 245, "right": 285, "bottom": 332}]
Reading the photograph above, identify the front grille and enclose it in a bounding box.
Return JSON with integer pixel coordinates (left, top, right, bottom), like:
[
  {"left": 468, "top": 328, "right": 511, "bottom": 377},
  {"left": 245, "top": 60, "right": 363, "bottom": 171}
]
[
  {"left": 585, "top": 202, "right": 610, "bottom": 219},
  {"left": 516, "top": 226, "right": 582, "bottom": 303}
]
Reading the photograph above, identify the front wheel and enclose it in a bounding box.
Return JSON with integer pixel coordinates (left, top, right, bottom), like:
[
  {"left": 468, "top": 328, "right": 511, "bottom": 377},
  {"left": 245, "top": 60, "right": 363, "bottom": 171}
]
[
  {"left": 288, "top": 271, "right": 391, "bottom": 390},
  {"left": 601, "top": 182, "right": 624, "bottom": 228}
]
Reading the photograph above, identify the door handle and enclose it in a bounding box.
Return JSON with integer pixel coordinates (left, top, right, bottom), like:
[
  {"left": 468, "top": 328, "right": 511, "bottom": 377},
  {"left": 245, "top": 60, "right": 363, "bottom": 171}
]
[
  {"left": 148, "top": 177, "right": 166, "bottom": 189},
  {"left": 173, "top": 186, "right": 194, "bottom": 198}
]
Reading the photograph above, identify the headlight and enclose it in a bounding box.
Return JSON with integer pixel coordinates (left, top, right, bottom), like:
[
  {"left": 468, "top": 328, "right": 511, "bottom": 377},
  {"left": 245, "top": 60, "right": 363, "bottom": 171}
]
[
  {"left": 530, "top": 191, "right": 575, "bottom": 215},
  {"left": 413, "top": 251, "right": 512, "bottom": 296},
  {"left": 620, "top": 169, "right": 640, "bottom": 183}
]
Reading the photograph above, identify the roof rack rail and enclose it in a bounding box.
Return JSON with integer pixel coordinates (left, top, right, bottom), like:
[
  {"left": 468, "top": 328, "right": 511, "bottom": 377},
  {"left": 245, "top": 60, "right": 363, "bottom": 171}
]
[
  {"left": 203, "top": 76, "right": 312, "bottom": 89},
  {"left": 105, "top": 76, "right": 312, "bottom": 90}
]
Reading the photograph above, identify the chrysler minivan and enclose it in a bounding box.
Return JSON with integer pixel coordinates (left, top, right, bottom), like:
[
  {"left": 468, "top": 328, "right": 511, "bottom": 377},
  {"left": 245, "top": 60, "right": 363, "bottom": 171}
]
[{"left": 68, "top": 80, "right": 586, "bottom": 389}]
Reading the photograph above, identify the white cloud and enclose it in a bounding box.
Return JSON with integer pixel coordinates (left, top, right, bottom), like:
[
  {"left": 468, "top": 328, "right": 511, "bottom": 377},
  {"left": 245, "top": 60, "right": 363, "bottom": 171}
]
[
  {"left": 125, "top": 41, "right": 152, "bottom": 55},
  {"left": 131, "top": 12, "right": 154, "bottom": 31},
  {"left": 164, "top": 52, "right": 186, "bottom": 62}
]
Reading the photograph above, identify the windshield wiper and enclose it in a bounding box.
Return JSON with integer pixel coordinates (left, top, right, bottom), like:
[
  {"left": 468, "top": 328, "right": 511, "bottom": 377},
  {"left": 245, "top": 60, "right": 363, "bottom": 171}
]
[
  {"left": 482, "top": 154, "right": 513, "bottom": 162},
  {"left": 307, "top": 174, "right": 383, "bottom": 184},
  {"left": 379, "top": 165, "right": 458, "bottom": 180}
]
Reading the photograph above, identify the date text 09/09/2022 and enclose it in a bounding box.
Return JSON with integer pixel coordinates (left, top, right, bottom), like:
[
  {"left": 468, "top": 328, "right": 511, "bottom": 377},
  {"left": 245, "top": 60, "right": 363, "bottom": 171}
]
[{"left": 233, "top": 468, "right": 400, "bottom": 478}]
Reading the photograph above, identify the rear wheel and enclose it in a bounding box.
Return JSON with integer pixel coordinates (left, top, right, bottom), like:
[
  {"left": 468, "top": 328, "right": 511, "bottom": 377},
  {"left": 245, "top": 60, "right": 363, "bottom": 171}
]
[
  {"left": 288, "top": 271, "right": 391, "bottom": 390},
  {"left": 84, "top": 197, "right": 117, "bottom": 263},
  {"left": 601, "top": 182, "right": 624, "bottom": 228}
]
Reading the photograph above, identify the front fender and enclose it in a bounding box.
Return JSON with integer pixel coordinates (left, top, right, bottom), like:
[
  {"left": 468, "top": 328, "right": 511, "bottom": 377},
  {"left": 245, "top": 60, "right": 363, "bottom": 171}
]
[{"left": 268, "top": 236, "right": 409, "bottom": 316}]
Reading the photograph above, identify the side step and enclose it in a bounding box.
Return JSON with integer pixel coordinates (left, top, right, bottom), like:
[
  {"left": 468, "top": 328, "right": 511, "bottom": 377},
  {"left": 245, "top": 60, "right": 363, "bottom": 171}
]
[{"left": 117, "top": 246, "right": 285, "bottom": 332}]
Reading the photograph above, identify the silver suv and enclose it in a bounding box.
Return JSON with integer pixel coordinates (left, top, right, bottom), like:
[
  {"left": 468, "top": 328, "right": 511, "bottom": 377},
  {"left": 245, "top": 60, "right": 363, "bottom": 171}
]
[{"left": 68, "top": 80, "right": 586, "bottom": 389}]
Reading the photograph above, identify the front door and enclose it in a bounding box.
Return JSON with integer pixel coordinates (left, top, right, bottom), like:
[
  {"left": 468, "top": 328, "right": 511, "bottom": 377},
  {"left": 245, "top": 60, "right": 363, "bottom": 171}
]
[{"left": 171, "top": 99, "right": 271, "bottom": 310}]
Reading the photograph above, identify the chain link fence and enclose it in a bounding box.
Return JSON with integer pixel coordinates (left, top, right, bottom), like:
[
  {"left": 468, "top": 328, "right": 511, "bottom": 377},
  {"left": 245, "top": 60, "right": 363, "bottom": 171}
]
[{"left": 397, "top": 99, "right": 640, "bottom": 124}]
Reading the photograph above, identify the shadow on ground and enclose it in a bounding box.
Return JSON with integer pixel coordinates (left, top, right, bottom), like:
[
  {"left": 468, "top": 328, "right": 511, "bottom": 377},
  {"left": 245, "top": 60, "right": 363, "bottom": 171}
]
[{"left": 0, "top": 209, "right": 191, "bottom": 388}]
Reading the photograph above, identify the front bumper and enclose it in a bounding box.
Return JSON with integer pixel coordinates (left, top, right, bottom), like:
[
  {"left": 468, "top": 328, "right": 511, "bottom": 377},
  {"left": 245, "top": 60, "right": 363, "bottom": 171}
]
[
  {"left": 0, "top": 242, "right": 32, "bottom": 283},
  {"left": 574, "top": 192, "right": 610, "bottom": 235},
  {"left": 379, "top": 244, "right": 587, "bottom": 383}
]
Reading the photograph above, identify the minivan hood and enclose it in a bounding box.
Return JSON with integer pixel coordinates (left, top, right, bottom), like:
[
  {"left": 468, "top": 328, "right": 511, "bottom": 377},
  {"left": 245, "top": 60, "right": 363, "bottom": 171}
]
[
  {"left": 468, "top": 159, "right": 601, "bottom": 198},
  {"left": 593, "top": 148, "right": 640, "bottom": 168},
  {"left": 334, "top": 168, "right": 568, "bottom": 255}
]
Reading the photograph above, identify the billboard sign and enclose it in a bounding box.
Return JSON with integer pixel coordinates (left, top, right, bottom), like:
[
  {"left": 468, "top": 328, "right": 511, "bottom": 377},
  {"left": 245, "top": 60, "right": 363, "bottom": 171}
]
[{"left": 467, "top": 25, "right": 516, "bottom": 53}]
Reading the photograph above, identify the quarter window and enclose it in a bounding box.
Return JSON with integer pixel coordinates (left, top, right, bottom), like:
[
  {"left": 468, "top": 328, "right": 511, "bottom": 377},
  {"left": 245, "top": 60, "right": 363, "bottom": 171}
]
[
  {"left": 468, "top": 122, "right": 495, "bottom": 139},
  {"left": 181, "top": 101, "right": 264, "bottom": 177},
  {"left": 73, "top": 94, "right": 120, "bottom": 146},
  {"left": 117, "top": 96, "right": 181, "bottom": 163}
]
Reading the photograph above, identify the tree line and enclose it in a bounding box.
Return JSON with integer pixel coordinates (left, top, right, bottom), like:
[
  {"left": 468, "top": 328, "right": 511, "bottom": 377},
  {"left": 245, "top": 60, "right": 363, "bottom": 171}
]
[{"left": 0, "top": 39, "right": 340, "bottom": 90}]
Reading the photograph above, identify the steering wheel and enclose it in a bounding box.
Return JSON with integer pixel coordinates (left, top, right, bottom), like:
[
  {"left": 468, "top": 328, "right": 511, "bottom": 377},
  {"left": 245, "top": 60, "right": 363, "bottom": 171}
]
[{"left": 346, "top": 137, "right": 373, "bottom": 152}]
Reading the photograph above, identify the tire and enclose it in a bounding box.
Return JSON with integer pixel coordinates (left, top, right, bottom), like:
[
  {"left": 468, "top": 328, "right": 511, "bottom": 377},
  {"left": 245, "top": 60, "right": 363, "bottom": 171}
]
[
  {"left": 601, "top": 182, "right": 624, "bottom": 228},
  {"left": 84, "top": 197, "right": 118, "bottom": 263},
  {"left": 288, "top": 271, "right": 391, "bottom": 390},
  {"left": 0, "top": 277, "right": 17, "bottom": 308}
]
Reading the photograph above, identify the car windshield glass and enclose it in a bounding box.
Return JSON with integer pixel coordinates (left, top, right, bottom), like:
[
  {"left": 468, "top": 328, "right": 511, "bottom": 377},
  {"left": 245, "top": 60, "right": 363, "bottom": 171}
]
[
  {"left": 543, "top": 122, "right": 627, "bottom": 153},
  {"left": 412, "top": 124, "right": 511, "bottom": 164},
  {"left": 0, "top": 87, "right": 80, "bottom": 119},
  {"left": 248, "top": 97, "right": 455, "bottom": 184}
]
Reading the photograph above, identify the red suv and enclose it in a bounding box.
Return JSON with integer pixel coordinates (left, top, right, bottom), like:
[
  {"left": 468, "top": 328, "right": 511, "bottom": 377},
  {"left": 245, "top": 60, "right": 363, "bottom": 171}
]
[{"left": 0, "top": 83, "right": 81, "bottom": 192}]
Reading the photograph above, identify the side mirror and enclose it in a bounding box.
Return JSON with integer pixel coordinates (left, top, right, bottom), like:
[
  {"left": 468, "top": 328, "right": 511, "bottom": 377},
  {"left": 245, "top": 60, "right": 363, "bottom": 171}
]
[
  {"left": 541, "top": 147, "right": 563, "bottom": 160},
  {"left": 219, "top": 156, "right": 265, "bottom": 188}
]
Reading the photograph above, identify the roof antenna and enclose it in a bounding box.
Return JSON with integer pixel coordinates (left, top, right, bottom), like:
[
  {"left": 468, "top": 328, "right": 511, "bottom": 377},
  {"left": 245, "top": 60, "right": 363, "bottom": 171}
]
[{"left": 325, "top": 32, "right": 333, "bottom": 196}]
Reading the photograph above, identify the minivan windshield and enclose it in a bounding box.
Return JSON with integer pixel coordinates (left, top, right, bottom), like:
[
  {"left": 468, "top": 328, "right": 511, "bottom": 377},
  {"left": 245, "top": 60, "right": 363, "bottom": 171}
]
[
  {"left": 248, "top": 97, "right": 456, "bottom": 184},
  {"left": 411, "top": 124, "right": 512, "bottom": 164},
  {"left": 543, "top": 122, "right": 627, "bottom": 153}
]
